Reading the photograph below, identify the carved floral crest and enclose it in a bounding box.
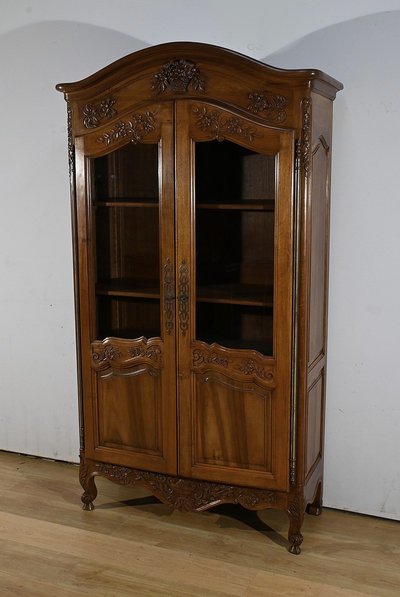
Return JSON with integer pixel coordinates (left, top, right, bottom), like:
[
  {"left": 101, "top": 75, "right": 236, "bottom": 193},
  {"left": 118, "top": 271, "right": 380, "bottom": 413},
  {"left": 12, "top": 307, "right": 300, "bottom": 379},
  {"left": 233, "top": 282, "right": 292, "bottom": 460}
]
[{"left": 152, "top": 59, "right": 205, "bottom": 94}]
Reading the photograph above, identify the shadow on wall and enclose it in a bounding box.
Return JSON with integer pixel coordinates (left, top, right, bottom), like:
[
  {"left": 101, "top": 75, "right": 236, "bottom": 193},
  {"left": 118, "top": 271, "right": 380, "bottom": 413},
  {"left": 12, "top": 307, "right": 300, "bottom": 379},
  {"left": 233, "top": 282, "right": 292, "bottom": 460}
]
[
  {"left": 263, "top": 9, "right": 400, "bottom": 81},
  {"left": 0, "top": 20, "right": 147, "bottom": 84}
]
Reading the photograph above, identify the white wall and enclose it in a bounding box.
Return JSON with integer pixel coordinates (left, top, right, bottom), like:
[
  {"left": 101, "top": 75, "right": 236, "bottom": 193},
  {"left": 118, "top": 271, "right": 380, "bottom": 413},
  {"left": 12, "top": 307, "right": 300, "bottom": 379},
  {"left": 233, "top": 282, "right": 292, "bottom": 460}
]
[
  {"left": 269, "top": 11, "right": 400, "bottom": 521},
  {"left": 1, "top": 0, "right": 399, "bottom": 520}
]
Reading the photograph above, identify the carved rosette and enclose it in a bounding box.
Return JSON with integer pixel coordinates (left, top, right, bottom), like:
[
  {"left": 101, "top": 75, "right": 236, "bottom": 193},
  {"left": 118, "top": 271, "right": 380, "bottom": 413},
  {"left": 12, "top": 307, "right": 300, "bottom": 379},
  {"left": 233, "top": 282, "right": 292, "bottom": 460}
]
[
  {"left": 91, "top": 344, "right": 121, "bottom": 366},
  {"left": 83, "top": 96, "right": 117, "bottom": 128},
  {"left": 91, "top": 337, "right": 163, "bottom": 370},
  {"left": 152, "top": 59, "right": 205, "bottom": 94},
  {"left": 191, "top": 341, "right": 275, "bottom": 386},
  {"left": 237, "top": 359, "right": 274, "bottom": 382},
  {"left": 300, "top": 98, "right": 312, "bottom": 177},
  {"left": 93, "top": 461, "right": 278, "bottom": 512},
  {"left": 247, "top": 92, "right": 288, "bottom": 123},
  {"left": 192, "top": 106, "right": 260, "bottom": 142},
  {"left": 97, "top": 111, "right": 156, "bottom": 146}
]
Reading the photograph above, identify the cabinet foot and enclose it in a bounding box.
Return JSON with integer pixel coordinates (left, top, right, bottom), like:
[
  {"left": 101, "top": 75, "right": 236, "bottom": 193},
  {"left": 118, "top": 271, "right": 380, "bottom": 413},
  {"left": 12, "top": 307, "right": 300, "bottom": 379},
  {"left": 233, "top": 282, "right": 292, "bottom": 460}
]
[
  {"left": 79, "top": 455, "right": 97, "bottom": 511},
  {"left": 306, "top": 481, "right": 323, "bottom": 516},
  {"left": 288, "top": 533, "right": 303, "bottom": 555},
  {"left": 287, "top": 493, "right": 305, "bottom": 554}
]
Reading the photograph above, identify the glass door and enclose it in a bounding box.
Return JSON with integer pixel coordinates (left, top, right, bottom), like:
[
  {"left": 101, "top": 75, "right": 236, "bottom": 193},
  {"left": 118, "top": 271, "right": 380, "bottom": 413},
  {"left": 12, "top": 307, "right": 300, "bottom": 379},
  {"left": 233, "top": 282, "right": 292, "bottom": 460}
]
[
  {"left": 93, "top": 141, "right": 161, "bottom": 340},
  {"left": 75, "top": 102, "right": 177, "bottom": 474},
  {"left": 176, "top": 101, "right": 294, "bottom": 490},
  {"left": 195, "top": 140, "right": 275, "bottom": 356}
]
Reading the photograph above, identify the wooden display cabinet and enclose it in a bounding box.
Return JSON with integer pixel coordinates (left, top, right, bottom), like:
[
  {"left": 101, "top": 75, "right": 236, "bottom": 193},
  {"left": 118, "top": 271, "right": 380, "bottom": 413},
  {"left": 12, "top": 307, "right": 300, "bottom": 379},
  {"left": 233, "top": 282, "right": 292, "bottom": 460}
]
[{"left": 57, "top": 42, "right": 342, "bottom": 554}]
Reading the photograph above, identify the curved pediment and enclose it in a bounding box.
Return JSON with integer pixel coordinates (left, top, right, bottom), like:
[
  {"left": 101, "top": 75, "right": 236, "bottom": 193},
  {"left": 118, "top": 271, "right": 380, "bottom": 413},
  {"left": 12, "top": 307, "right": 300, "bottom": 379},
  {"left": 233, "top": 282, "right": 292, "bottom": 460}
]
[{"left": 56, "top": 41, "right": 342, "bottom": 99}]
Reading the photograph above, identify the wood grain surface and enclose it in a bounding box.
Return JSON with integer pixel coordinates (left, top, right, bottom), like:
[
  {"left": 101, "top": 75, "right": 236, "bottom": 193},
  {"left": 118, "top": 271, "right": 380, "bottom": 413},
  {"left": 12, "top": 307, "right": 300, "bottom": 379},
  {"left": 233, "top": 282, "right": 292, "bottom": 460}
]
[{"left": 0, "top": 451, "right": 398, "bottom": 596}]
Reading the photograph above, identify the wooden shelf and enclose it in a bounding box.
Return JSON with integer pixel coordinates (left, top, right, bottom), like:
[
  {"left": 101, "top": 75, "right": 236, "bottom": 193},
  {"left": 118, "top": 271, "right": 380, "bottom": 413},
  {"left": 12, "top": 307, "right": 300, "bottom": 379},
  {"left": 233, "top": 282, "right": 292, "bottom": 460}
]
[
  {"left": 96, "top": 281, "right": 272, "bottom": 307},
  {"left": 94, "top": 198, "right": 159, "bottom": 208},
  {"left": 197, "top": 283, "right": 273, "bottom": 307},
  {"left": 96, "top": 279, "right": 160, "bottom": 300},
  {"left": 196, "top": 200, "right": 274, "bottom": 211}
]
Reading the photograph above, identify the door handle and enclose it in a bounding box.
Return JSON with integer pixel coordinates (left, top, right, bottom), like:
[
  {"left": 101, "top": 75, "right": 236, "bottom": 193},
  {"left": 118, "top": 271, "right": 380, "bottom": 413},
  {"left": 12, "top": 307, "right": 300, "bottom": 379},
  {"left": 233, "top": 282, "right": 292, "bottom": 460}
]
[
  {"left": 163, "top": 258, "right": 174, "bottom": 335},
  {"left": 178, "top": 259, "right": 189, "bottom": 336}
]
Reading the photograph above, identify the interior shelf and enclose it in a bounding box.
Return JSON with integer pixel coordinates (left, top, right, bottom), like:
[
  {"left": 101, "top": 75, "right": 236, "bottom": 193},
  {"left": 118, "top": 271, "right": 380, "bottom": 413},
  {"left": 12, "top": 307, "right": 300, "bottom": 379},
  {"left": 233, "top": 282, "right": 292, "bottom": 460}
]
[
  {"left": 196, "top": 200, "right": 274, "bottom": 211},
  {"left": 94, "top": 198, "right": 159, "bottom": 208},
  {"left": 197, "top": 283, "right": 273, "bottom": 307},
  {"left": 96, "top": 279, "right": 160, "bottom": 299}
]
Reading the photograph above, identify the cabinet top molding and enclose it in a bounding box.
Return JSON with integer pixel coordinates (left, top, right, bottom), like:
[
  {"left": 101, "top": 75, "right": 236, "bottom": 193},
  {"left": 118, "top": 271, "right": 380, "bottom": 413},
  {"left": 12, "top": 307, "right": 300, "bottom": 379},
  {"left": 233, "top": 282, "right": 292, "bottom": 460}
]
[{"left": 56, "top": 41, "right": 343, "bottom": 101}]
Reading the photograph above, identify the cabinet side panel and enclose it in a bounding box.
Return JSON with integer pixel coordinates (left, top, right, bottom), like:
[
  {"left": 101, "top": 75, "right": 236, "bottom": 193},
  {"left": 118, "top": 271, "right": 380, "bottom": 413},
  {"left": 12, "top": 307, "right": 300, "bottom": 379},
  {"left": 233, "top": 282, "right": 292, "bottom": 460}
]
[
  {"left": 302, "top": 93, "right": 334, "bottom": 489},
  {"left": 305, "top": 371, "right": 324, "bottom": 478},
  {"left": 307, "top": 128, "right": 330, "bottom": 367}
]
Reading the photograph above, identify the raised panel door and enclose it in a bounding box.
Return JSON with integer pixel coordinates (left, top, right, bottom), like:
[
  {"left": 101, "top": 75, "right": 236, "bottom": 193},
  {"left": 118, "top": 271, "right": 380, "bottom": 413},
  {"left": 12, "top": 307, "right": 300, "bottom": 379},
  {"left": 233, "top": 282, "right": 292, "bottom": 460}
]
[
  {"left": 175, "top": 100, "right": 294, "bottom": 490},
  {"left": 74, "top": 102, "right": 177, "bottom": 474}
]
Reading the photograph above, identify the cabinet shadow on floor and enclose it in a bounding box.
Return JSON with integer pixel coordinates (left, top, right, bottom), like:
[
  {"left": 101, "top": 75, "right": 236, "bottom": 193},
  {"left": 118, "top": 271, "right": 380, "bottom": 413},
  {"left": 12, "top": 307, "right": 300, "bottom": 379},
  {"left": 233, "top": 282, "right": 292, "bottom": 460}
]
[{"left": 96, "top": 494, "right": 288, "bottom": 548}]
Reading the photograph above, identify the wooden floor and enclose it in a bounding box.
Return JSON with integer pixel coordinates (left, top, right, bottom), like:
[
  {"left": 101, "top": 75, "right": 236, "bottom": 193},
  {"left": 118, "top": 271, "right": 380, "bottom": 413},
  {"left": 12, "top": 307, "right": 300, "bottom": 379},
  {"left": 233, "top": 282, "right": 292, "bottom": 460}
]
[{"left": 0, "top": 451, "right": 399, "bottom": 596}]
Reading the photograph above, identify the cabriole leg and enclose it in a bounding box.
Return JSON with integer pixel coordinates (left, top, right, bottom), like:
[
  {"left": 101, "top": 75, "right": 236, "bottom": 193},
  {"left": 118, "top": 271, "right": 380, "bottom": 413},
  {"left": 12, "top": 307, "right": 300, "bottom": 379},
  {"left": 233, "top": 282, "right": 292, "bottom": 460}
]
[
  {"left": 79, "top": 457, "right": 97, "bottom": 511},
  {"left": 287, "top": 494, "right": 305, "bottom": 555},
  {"left": 306, "top": 480, "right": 323, "bottom": 516}
]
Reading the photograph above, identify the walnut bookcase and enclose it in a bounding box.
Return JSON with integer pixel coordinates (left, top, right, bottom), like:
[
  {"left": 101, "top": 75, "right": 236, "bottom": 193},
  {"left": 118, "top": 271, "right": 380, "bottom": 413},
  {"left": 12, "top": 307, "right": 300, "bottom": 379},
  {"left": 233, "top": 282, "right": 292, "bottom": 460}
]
[{"left": 57, "top": 42, "right": 342, "bottom": 554}]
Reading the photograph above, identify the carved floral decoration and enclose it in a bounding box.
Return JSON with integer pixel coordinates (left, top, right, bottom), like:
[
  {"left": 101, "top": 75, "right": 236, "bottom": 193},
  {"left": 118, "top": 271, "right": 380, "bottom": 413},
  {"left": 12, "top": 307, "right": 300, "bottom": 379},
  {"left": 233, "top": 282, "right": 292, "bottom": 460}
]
[
  {"left": 163, "top": 259, "right": 174, "bottom": 335},
  {"left": 91, "top": 462, "right": 278, "bottom": 511},
  {"left": 247, "top": 92, "right": 288, "bottom": 123},
  {"left": 97, "top": 111, "right": 156, "bottom": 146},
  {"left": 193, "top": 106, "right": 260, "bottom": 142},
  {"left": 152, "top": 59, "right": 205, "bottom": 94},
  {"left": 192, "top": 345, "right": 274, "bottom": 384},
  {"left": 129, "top": 345, "right": 162, "bottom": 361},
  {"left": 178, "top": 260, "right": 189, "bottom": 336},
  {"left": 237, "top": 359, "right": 274, "bottom": 381},
  {"left": 193, "top": 349, "right": 229, "bottom": 368},
  {"left": 92, "top": 345, "right": 121, "bottom": 366},
  {"left": 91, "top": 338, "right": 163, "bottom": 370},
  {"left": 83, "top": 96, "right": 117, "bottom": 128},
  {"left": 67, "top": 106, "right": 74, "bottom": 177},
  {"left": 300, "top": 98, "right": 312, "bottom": 176}
]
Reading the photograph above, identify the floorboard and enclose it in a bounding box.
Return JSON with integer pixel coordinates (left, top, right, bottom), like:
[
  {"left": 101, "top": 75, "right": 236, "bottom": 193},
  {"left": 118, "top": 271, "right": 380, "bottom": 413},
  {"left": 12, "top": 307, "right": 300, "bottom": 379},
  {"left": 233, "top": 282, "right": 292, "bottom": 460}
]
[{"left": 0, "top": 451, "right": 398, "bottom": 596}]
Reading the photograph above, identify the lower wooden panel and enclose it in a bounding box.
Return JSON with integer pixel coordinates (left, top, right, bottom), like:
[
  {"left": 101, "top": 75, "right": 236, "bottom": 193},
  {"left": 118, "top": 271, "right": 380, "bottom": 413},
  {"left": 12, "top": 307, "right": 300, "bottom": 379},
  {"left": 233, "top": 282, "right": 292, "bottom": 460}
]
[
  {"left": 87, "top": 336, "right": 177, "bottom": 474},
  {"left": 194, "top": 372, "right": 271, "bottom": 472},
  {"left": 97, "top": 366, "right": 162, "bottom": 456}
]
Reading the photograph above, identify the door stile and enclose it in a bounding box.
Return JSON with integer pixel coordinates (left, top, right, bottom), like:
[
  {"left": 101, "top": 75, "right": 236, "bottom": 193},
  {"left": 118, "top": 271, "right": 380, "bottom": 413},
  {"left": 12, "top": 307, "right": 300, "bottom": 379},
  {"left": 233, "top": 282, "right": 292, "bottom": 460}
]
[{"left": 174, "top": 101, "right": 196, "bottom": 468}]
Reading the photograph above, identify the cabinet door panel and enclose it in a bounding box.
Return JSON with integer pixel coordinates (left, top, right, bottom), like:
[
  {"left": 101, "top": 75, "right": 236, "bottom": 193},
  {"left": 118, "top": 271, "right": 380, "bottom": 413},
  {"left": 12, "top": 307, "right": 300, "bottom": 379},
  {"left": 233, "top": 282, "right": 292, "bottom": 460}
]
[
  {"left": 75, "top": 103, "right": 177, "bottom": 474},
  {"left": 195, "top": 372, "right": 272, "bottom": 472},
  {"left": 176, "top": 100, "right": 294, "bottom": 490},
  {"left": 97, "top": 367, "right": 162, "bottom": 455}
]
